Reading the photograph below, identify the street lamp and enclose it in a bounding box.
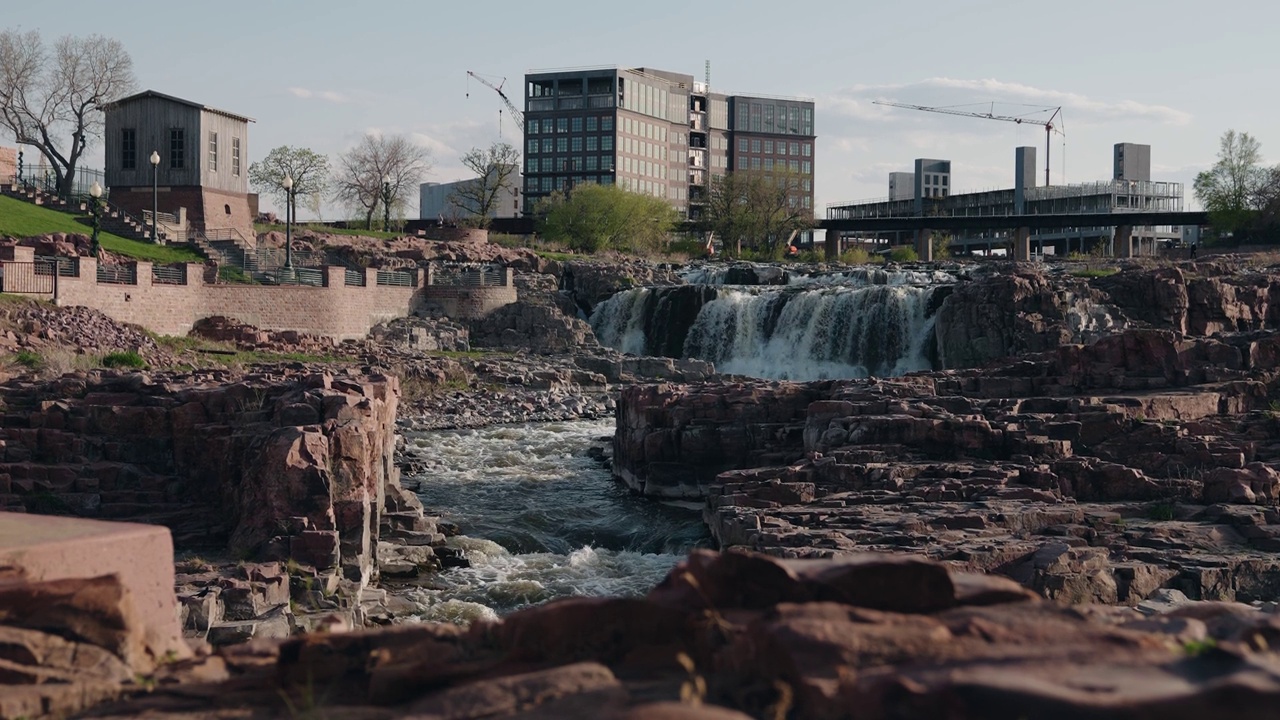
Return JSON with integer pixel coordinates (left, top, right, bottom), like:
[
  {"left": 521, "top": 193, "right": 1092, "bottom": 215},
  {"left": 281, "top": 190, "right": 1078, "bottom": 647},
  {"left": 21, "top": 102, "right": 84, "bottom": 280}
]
[
  {"left": 381, "top": 176, "right": 392, "bottom": 233},
  {"left": 282, "top": 174, "right": 294, "bottom": 273},
  {"left": 149, "top": 150, "right": 160, "bottom": 242},
  {"left": 88, "top": 181, "right": 103, "bottom": 259}
]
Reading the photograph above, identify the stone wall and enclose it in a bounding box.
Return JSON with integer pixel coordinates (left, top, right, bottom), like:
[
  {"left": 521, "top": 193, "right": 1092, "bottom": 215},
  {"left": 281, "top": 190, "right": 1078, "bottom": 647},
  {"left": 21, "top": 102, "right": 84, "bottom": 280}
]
[{"left": 108, "top": 185, "right": 254, "bottom": 242}]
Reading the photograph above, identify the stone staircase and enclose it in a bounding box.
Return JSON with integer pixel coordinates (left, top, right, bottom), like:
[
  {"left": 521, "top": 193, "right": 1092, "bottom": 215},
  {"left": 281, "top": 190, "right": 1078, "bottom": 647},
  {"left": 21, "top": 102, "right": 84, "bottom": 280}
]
[{"left": 1, "top": 180, "right": 170, "bottom": 245}]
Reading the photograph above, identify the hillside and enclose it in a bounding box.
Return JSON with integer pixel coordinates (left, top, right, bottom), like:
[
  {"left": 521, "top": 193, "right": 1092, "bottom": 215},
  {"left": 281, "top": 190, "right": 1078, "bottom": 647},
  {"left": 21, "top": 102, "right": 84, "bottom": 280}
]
[{"left": 0, "top": 194, "right": 203, "bottom": 263}]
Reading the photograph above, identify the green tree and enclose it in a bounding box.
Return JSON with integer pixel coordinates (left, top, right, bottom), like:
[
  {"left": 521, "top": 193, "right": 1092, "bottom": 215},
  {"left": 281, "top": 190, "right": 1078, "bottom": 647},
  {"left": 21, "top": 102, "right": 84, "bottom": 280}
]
[
  {"left": 1194, "top": 130, "right": 1274, "bottom": 240},
  {"left": 248, "top": 146, "right": 330, "bottom": 220},
  {"left": 448, "top": 141, "right": 521, "bottom": 228},
  {"left": 705, "top": 169, "right": 813, "bottom": 258},
  {"left": 535, "top": 183, "right": 677, "bottom": 254},
  {"left": 0, "top": 30, "right": 136, "bottom": 196}
]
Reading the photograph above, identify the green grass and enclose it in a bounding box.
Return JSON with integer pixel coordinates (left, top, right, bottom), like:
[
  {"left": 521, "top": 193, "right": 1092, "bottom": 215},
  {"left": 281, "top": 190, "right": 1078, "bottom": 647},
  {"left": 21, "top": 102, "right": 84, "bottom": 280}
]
[
  {"left": 13, "top": 350, "right": 41, "bottom": 368},
  {"left": 218, "top": 265, "right": 258, "bottom": 284},
  {"left": 101, "top": 350, "right": 146, "bottom": 369},
  {"left": 255, "top": 222, "right": 401, "bottom": 240},
  {"left": 1070, "top": 268, "right": 1120, "bottom": 278},
  {"left": 0, "top": 195, "right": 203, "bottom": 264}
]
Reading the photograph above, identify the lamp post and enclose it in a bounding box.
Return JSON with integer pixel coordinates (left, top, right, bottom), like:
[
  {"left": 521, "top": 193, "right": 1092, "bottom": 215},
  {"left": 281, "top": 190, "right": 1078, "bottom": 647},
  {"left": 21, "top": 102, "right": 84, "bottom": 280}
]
[
  {"left": 282, "top": 174, "right": 294, "bottom": 274},
  {"left": 88, "top": 181, "right": 103, "bottom": 259},
  {"left": 381, "top": 176, "right": 392, "bottom": 233},
  {"left": 149, "top": 150, "right": 160, "bottom": 242}
]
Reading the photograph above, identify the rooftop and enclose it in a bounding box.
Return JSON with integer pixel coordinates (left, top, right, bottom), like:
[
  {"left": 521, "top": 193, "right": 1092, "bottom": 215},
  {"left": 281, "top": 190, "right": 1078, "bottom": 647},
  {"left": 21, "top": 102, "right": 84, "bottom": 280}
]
[{"left": 103, "top": 90, "right": 256, "bottom": 124}]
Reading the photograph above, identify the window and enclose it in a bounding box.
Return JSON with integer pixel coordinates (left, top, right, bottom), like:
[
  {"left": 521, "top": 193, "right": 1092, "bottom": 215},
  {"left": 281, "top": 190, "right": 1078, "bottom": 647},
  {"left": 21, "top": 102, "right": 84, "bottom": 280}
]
[
  {"left": 751, "top": 157, "right": 761, "bottom": 170},
  {"left": 764, "top": 158, "right": 774, "bottom": 171},
  {"left": 232, "top": 137, "right": 241, "bottom": 176},
  {"left": 121, "top": 128, "right": 137, "bottom": 170},
  {"left": 571, "top": 137, "right": 583, "bottom": 152},
  {"left": 207, "top": 131, "right": 218, "bottom": 172},
  {"left": 803, "top": 178, "right": 812, "bottom": 192},
  {"left": 601, "top": 136, "right": 613, "bottom": 151},
  {"left": 587, "top": 136, "right": 598, "bottom": 152},
  {"left": 571, "top": 117, "right": 583, "bottom": 133},
  {"left": 167, "top": 128, "right": 182, "bottom": 167},
  {"left": 526, "top": 158, "right": 536, "bottom": 173},
  {"left": 528, "top": 139, "right": 539, "bottom": 154},
  {"left": 802, "top": 161, "right": 812, "bottom": 174},
  {"left": 528, "top": 119, "right": 540, "bottom": 134},
  {"left": 942, "top": 175, "right": 948, "bottom": 186},
  {"left": 802, "top": 143, "right": 812, "bottom": 157},
  {"left": 542, "top": 139, "right": 554, "bottom": 153},
  {"left": 790, "top": 160, "right": 800, "bottom": 172},
  {"left": 738, "top": 138, "right": 748, "bottom": 153},
  {"left": 602, "top": 116, "right": 613, "bottom": 131},
  {"left": 751, "top": 139, "right": 761, "bottom": 153},
  {"left": 556, "top": 137, "right": 567, "bottom": 152},
  {"left": 586, "top": 156, "right": 598, "bottom": 171},
  {"left": 764, "top": 140, "right": 774, "bottom": 154},
  {"left": 572, "top": 157, "right": 583, "bottom": 170},
  {"left": 586, "top": 116, "right": 597, "bottom": 132},
  {"left": 541, "top": 177, "right": 552, "bottom": 192},
  {"left": 790, "top": 142, "right": 800, "bottom": 156}
]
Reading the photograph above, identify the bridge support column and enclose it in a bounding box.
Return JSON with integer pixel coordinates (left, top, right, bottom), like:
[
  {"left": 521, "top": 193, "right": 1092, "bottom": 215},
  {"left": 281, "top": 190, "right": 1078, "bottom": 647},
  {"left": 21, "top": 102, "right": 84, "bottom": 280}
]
[
  {"left": 825, "top": 229, "right": 839, "bottom": 261},
  {"left": 915, "top": 229, "right": 933, "bottom": 262},
  {"left": 1114, "top": 224, "right": 1134, "bottom": 258},
  {"left": 1013, "top": 227, "right": 1031, "bottom": 261}
]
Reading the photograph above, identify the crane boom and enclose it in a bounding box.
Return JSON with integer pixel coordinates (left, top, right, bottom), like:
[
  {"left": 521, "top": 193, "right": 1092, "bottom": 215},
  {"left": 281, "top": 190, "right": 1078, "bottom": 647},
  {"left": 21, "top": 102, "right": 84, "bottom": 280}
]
[
  {"left": 873, "top": 100, "right": 1062, "bottom": 187},
  {"left": 466, "top": 71, "right": 525, "bottom": 133}
]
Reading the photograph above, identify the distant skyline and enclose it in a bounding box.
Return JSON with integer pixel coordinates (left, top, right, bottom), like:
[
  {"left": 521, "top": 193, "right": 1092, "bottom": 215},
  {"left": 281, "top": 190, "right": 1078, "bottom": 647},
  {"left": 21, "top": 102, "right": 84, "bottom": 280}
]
[{"left": 5, "top": 0, "right": 1277, "bottom": 218}]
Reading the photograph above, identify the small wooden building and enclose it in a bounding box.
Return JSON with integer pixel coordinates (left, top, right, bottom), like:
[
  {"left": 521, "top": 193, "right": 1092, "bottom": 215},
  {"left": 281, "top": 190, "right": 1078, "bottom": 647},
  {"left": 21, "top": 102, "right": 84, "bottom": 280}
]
[{"left": 103, "top": 90, "right": 255, "bottom": 242}]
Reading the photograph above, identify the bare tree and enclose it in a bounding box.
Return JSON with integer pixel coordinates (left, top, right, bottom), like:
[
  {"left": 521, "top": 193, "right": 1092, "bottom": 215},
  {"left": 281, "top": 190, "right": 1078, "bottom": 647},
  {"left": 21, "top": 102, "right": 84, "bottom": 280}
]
[
  {"left": 0, "top": 30, "right": 136, "bottom": 195},
  {"left": 447, "top": 141, "right": 521, "bottom": 228},
  {"left": 333, "top": 133, "right": 433, "bottom": 230}
]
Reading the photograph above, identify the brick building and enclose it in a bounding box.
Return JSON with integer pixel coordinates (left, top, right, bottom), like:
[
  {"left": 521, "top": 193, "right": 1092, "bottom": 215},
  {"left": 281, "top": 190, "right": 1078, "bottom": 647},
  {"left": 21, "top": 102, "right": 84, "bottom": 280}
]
[{"left": 102, "top": 91, "right": 255, "bottom": 242}]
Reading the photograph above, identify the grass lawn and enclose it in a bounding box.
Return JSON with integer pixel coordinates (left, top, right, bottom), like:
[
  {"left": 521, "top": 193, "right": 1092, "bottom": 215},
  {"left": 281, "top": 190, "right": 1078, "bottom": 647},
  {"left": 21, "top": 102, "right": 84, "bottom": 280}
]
[
  {"left": 0, "top": 194, "right": 203, "bottom": 264},
  {"left": 255, "top": 222, "right": 401, "bottom": 240}
]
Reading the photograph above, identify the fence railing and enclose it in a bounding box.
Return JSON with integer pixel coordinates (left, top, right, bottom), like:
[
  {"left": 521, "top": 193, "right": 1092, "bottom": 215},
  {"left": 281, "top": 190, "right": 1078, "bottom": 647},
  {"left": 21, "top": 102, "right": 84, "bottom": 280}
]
[
  {"left": 0, "top": 260, "right": 56, "bottom": 294},
  {"left": 97, "top": 263, "right": 137, "bottom": 285},
  {"left": 9, "top": 164, "right": 105, "bottom": 199},
  {"left": 344, "top": 268, "right": 367, "bottom": 286},
  {"left": 376, "top": 269, "right": 416, "bottom": 287},
  {"left": 431, "top": 263, "right": 509, "bottom": 287},
  {"left": 151, "top": 264, "right": 187, "bottom": 285}
]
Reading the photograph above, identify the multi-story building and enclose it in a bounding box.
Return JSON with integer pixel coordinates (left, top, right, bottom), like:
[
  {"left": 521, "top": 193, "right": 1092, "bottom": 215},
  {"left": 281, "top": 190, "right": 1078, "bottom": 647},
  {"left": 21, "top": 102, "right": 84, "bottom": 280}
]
[
  {"left": 419, "top": 166, "right": 523, "bottom": 223},
  {"left": 521, "top": 66, "right": 814, "bottom": 221}
]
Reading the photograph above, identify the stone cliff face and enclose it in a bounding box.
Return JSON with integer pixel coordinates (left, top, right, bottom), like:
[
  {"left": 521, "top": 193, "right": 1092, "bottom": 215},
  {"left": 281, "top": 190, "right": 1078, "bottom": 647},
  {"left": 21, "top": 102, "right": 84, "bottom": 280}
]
[{"left": 0, "top": 369, "right": 433, "bottom": 596}]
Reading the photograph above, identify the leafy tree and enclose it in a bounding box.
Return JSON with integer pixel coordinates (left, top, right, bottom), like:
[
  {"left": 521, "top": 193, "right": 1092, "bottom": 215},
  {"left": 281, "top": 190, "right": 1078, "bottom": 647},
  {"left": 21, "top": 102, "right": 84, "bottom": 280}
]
[
  {"left": 0, "top": 30, "right": 136, "bottom": 196},
  {"left": 448, "top": 141, "right": 521, "bottom": 228},
  {"left": 535, "top": 183, "right": 677, "bottom": 254},
  {"left": 334, "top": 133, "right": 433, "bottom": 230},
  {"left": 248, "top": 146, "right": 330, "bottom": 220},
  {"left": 705, "top": 169, "right": 813, "bottom": 258},
  {"left": 1194, "top": 130, "right": 1275, "bottom": 240}
]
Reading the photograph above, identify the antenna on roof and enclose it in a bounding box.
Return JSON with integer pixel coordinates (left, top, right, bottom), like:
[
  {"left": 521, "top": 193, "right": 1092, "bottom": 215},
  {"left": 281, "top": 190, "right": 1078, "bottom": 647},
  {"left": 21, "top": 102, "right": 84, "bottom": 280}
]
[{"left": 705, "top": 60, "right": 711, "bottom": 91}]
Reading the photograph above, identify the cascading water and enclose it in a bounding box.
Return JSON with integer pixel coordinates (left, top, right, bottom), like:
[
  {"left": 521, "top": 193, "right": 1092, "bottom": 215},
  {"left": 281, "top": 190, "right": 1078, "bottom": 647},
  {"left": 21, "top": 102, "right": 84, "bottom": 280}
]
[
  {"left": 591, "top": 268, "right": 952, "bottom": 381},
  {"left": 399, "top": 420, "right": 707, "bottom": 624}
]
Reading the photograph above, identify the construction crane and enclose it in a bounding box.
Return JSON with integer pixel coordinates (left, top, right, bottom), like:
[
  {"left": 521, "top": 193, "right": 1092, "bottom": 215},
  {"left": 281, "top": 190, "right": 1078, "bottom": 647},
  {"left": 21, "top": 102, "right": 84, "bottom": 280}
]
[
  {"left": 466, "top": 71, "right": 524, "bottom": 136},
  {"left": 873, "top": 101, "right": 1063, "bottom": 187}
]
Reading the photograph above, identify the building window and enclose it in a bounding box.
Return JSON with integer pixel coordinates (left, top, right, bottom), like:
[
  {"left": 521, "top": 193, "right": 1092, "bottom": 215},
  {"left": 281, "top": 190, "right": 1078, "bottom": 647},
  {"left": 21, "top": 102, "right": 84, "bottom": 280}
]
[
  {"left": 602, "top": 116, "right": 613, "bottom": 131},
  {"left": 557, "top": 137, "right": 567, "bottom": 152},
  {"left": 542, "top": 139, "right": 554, "bottom": 153},
  {"left": 602, "top": 136, "right": 613, "bottom": 151},
  {"left": 802, "top": 143, "right": 812, "bottom": 157},
  {"left": 541, "top": 177, "right": 552, "bottom": 192},
  {"left": 802, "top": 161, "right": 812, "bottom": 174},
  {"left": 557, "top": 118, "right": 568, "bottom": 133},
  {"left": 232, "top": 137, "right": 241, "bottom": 176},
  {"left": 586, "top": 156, "right": 598, "bottom": 171},
  {"left": 528, "top": 119, "right": 540, "bottom": 134},
  {"left": 751, "top": 139, "right": 761, "bottom": 153},
  {"left": 208, "top": 131, "right": 218, "bottom": 172},
  {"left": 587, "top": 136, "right": 598, "bottom": 152},
  {"left": 168, "top": 129, "right": 184, "bottom": 169},
  {"left": 572, "top": 157, "right": 583, "bottom": 171},
  {"left": 790, "top": 142, "right": 800, "bottom": 156},
  {"left": 790, "top": 160, "right": 800, "bottom": 172},
  {"left": 803, "top": 178, "right": 812, "bottom": 191},
  {"left": 121, "top": 128, "right": 137, "bottom": 170},
  {"left": 586, "top": 116, "right": 598, "bottom": 132},
  {"left": 571, "top": 137, "right": 583, "bottom": 152},
  {"left": 764, "top": 158, "right": 774, "bottom": 171},
  {"left": 527, "top": 139, "right": 538, "bottom": 154},
  {"left": 526, "top": 158, "right": 536, "bottom": 174},
  {"left": 764, "top": 140, "right": 774, "bottom": 154},
  {"left": 751, "top": 157, "right": 761, "bottom": 170},
  {"left": 738, "top": 138, "right": 748, "bottom": 153},
  {"left": 571, "top": 117, "right": 583, "bottom": 133},
  {"left": 942, "top": 176, "right": 948, "bottom": 186}
]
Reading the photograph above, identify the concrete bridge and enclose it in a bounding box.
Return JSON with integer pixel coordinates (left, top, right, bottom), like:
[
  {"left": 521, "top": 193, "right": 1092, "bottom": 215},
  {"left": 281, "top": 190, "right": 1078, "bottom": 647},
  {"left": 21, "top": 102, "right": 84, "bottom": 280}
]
[{"left": 817, "top": 210, "right": 1209, "bottom": 261}]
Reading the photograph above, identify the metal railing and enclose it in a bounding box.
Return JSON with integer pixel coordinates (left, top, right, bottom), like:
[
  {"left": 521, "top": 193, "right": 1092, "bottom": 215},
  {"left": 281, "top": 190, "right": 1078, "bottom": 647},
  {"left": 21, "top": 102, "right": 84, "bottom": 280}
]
[
  {"left": 431, "top": 263, "right": 509, "bottom": 287},
  {"left": 151, "top": 264, "right": 188, "bottom": 285},
  {"left": 344, "top": 268, "right": 366, "bottom": 286},
  {"left": 39, "top": 256, "right": 80, "bottom": 277},
  {"left": 97, "top": 263, "right": 137, "bottom": 285},
  {"left": 9, "top": 164, "right": 105, "bottom": 199},
  {"left": 376, "top": 269, "right": 416, "bottom": 287}
]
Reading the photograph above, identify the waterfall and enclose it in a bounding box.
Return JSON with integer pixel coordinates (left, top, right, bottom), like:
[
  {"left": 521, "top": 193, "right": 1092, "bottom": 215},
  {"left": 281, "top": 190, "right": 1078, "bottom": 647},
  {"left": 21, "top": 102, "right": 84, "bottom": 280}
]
[{"left": 591, "top": 281, "right": 945, "bottom": 381}]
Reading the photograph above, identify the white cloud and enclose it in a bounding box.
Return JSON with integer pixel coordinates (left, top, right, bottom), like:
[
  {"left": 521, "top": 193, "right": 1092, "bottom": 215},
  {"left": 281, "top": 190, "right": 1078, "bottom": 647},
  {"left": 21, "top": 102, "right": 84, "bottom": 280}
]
[{"left": 287, "top": 87, "right": 349, "bottom": 104}]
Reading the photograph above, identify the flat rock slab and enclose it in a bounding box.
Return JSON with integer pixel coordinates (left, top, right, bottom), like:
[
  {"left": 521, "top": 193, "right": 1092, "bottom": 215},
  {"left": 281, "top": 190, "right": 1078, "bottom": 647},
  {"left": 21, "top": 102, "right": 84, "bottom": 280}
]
[{"left": 0, "top": 511, "right": 186, "bottom": 660}]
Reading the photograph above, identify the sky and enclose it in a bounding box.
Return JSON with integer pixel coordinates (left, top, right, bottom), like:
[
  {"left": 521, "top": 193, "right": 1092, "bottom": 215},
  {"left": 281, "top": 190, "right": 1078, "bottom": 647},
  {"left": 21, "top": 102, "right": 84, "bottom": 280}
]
[{"left": 5, "top": 0, "right": 1278, "bottom": 219}]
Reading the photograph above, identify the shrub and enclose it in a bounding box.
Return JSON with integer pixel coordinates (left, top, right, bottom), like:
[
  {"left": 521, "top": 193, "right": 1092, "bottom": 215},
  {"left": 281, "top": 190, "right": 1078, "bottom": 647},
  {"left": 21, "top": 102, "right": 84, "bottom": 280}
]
[
  {"left": 840, "top": 247, "right": 871, "bottom": 264},
  {"left": 889, "top": 246, "right": 919, "bottom": 263},
  {"left": 101, "top": 350, "right": 146, "bottom": 369},
  {"left": 931, "top": 233, "right": 953, "bottom": 258}
]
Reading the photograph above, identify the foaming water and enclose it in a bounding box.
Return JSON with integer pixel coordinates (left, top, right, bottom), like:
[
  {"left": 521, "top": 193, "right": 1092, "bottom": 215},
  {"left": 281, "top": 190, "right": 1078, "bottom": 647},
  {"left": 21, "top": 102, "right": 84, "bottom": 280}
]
[{"left": 402, "top": 420, "right": 707, "bottom": 618}]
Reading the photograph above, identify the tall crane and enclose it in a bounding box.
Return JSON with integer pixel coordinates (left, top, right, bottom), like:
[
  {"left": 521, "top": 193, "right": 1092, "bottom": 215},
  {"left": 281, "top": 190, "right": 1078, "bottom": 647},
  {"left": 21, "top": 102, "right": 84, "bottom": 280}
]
[
  {"left": 873, "top": 101, "right": 1063, "bottom": 187},
  {"left": 466, "top": 71, "right": 524, "bottom": 137}
]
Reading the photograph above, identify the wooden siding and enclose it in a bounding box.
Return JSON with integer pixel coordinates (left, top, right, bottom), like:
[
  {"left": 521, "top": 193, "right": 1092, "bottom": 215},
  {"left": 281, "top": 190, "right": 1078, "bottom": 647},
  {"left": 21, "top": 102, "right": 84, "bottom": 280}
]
[
  {"left": 104, "top": 97, "right": 202, "bottom": 189},
  {"left": 199, "top": 110, "right": 249, "bottom": 194}
]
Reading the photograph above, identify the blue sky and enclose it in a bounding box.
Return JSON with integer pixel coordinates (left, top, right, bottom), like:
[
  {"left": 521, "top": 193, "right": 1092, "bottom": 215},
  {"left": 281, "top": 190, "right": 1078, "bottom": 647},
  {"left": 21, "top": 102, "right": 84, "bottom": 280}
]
[{"left": 6, "top": 0, "right": 1276, "bottom": 217}]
